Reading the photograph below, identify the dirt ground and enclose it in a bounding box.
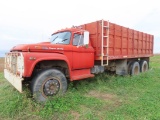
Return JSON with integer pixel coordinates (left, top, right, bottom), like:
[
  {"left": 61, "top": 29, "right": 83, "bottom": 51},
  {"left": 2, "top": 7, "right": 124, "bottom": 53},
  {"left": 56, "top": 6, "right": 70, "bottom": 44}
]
[{"left": 0, "top": 58, "right": 4, "bottom": 72}]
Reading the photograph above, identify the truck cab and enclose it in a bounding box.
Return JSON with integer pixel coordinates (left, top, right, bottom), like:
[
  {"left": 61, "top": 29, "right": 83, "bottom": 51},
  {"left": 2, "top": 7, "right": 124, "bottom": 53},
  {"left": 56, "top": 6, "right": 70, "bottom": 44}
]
[{"left": 4, "top": 27, "right": 95, "bottom": 102}]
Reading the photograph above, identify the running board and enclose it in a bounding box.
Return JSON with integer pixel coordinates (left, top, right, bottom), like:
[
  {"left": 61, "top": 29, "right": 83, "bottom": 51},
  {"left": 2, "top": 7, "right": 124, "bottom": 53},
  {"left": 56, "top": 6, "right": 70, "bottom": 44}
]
[{"left": 71, "top": 69, "right": 94, "bottom": 81}]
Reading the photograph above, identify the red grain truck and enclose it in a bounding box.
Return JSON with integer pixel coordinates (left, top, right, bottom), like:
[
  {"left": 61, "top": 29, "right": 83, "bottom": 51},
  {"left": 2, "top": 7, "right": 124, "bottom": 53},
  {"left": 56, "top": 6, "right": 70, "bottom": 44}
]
[{"left": 4, "top": 20, "right": 154, "bottom": 102}]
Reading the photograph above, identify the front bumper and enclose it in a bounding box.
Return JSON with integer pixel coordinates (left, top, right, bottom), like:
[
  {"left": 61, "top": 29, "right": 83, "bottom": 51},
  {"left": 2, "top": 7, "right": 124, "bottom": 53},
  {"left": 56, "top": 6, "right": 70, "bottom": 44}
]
[{"left": 4, "top": 69, "right": 24, "bottom": 93}]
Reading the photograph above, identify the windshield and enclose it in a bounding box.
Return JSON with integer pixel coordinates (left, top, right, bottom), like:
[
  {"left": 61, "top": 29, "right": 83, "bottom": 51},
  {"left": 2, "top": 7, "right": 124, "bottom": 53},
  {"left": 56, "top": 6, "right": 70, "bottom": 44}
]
[{"left": 50, "top": 32, "right": 71, "bottom": 44}]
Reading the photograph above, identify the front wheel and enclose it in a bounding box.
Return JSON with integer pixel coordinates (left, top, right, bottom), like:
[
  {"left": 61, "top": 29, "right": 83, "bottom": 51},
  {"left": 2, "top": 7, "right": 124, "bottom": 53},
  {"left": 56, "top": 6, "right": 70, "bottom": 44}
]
[{"left": 31, "top": 69, "right": 67, "bottom": 103}]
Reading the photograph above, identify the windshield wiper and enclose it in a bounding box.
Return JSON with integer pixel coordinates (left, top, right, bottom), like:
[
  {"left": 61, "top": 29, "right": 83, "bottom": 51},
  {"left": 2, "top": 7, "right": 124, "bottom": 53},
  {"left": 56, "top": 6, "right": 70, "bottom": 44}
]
[
  {"left": 61, "top": 38, "right": 68, "bottom": 42},
  {"left": 51, "top": 36, "right": 58, "bottom": 42},
  {"left": 56, "top": 38, "right": 68, "bottom": 44}
]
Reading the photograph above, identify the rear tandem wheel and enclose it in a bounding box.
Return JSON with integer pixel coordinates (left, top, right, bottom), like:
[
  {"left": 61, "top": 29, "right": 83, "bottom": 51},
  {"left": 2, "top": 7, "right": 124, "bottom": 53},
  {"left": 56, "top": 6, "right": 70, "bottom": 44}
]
[{"left": 130, "top": 61, "right": 140, "bottom": 75}]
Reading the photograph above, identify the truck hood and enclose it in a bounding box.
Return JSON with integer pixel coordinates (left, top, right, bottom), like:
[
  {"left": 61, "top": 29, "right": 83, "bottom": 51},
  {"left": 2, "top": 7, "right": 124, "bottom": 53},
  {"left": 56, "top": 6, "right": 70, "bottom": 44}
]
[{"left": 10, "top": 42, "right": 65, "bottom": 53}]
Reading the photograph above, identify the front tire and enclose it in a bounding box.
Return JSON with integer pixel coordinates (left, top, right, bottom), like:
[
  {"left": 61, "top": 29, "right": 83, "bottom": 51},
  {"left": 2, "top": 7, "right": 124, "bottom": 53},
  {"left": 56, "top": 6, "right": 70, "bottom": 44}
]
[{"left": 31, "top": 69, "right": 67, "bottom": 103}]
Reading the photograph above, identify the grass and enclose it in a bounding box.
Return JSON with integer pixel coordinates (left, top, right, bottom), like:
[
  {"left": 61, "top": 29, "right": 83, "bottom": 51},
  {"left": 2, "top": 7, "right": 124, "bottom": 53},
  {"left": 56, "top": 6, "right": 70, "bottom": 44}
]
[{"left": 0, "top": 55, "right": 160, "bottom": 120}]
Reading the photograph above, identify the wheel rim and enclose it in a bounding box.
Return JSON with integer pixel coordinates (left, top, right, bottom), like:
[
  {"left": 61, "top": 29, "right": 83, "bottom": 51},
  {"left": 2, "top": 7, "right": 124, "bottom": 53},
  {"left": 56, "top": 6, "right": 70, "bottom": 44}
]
[
  {"left": 43, "top": 78, "right": 60, "bottom": 96},
  {"left": 134, "top": 66, "right": 139, "bottom": 75},
  {"left": 143, "top": 64, "right": 148, "bottom": 72}
]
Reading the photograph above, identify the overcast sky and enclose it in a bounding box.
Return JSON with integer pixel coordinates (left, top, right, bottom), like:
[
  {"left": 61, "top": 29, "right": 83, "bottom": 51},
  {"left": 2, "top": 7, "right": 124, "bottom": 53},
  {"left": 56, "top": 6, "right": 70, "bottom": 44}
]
[{"left": 0, "top": 0, "right": 159, "bottom": 54}]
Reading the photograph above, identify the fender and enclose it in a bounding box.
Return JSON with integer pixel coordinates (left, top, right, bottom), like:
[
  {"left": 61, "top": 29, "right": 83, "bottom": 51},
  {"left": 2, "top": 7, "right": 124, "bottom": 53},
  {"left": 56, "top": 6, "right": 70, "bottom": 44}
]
[{"left": 22, "top": 52, "right": 71, "bottom": 77}]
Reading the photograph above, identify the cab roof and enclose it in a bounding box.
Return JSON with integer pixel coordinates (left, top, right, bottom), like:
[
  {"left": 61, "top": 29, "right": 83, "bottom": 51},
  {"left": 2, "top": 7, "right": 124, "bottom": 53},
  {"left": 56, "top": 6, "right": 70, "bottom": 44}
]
[{"left": 53, "top": 27, "right": 85, "bottom": 34}]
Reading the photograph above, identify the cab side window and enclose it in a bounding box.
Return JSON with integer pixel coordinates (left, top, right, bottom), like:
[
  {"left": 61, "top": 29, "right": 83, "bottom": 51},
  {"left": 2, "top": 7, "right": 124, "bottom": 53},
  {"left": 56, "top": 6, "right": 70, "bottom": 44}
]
[{"left": 73, "top": 34, "right": 84, "bottom": 46}]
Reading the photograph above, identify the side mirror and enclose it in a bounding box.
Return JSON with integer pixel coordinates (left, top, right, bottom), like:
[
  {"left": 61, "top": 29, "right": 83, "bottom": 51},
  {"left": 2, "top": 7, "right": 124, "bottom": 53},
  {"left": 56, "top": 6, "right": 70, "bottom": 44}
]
[{"left": 83, "top": 31, "right": 89, "bottom": 45}]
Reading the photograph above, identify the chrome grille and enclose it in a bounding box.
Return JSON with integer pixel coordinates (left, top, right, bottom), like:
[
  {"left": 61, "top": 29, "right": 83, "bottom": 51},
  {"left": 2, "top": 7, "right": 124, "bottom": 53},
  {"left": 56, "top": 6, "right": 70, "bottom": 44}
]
[{"left": 5, "top": 53, "right": 19, "bottom": 75}]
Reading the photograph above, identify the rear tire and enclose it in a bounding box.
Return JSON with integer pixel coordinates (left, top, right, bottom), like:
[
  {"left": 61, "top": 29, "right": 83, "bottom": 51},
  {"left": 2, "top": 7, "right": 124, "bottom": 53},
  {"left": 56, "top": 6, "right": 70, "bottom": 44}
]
[
  {"left": 139, "top": 60, "right": 148, "bottom": 72},
  {"left": 127, "top": 61, "right": 133, "bottom": 74},
  {"left": 130, "top": 61, "right": 140, "bottom": 75},
  {"left": 31, "top": 69, "right": 67, "bottom": 103}
]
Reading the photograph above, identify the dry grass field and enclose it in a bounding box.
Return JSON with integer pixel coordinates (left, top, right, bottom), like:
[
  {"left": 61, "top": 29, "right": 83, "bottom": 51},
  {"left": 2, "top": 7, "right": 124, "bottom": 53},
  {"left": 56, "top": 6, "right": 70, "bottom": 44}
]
[{"left": 0, "top": 58, "right": 4, "bottom": 72}]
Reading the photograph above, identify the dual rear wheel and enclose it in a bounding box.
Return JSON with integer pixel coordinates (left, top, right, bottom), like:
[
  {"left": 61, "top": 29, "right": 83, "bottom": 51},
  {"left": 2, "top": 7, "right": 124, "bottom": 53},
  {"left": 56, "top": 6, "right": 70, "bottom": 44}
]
[{"left": 129, "top": 60, "right": 148, "bottom": 75}]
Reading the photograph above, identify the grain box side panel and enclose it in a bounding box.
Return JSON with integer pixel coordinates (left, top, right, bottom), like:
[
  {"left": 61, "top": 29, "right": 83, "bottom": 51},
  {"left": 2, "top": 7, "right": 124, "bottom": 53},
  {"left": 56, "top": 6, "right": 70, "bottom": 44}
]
[{"left": 81, "top": 20, "right": 154, "bottom": 61}]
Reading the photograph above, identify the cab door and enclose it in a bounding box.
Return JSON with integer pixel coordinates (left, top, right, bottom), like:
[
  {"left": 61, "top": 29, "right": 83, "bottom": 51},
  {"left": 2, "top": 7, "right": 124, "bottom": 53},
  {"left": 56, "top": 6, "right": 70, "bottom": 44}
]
[{"left": 72, "top": 33, "right": 94, "bottom": 70}]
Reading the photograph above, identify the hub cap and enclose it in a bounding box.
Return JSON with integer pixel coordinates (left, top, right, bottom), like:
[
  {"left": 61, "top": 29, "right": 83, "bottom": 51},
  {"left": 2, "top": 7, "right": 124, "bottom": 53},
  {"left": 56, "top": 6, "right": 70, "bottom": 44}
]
[{"left": 43, "top": 79, "right": 60, "bottom": 96}]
